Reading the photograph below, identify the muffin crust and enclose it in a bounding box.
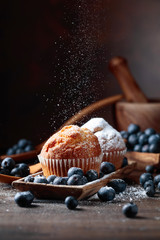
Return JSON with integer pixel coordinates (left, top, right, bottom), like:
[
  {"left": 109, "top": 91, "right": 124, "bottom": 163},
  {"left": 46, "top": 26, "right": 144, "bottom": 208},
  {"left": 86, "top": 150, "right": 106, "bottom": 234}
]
[{"left": 40, "top": 125, "right": 101, "bottom": 160}]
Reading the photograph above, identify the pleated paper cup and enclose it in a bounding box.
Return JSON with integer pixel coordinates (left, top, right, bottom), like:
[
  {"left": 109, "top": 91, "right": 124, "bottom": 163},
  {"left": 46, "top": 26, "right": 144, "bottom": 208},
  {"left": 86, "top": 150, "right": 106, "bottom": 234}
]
[
  {"left": 38, "top": 153, "right": 103, "bottom": 177},
  {"left": 102, "top": 148, "right": 127, "bottom": 169}
]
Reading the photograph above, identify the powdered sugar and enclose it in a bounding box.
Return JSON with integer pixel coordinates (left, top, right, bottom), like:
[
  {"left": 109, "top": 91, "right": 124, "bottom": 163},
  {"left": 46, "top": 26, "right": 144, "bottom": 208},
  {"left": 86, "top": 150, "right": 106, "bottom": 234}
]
[
  {"left": 95, "top": 130, "right": 126, "bottom": 151},
  {"left": 90, "top": 185, "right": 147, "bottom": 202},
  {"left": 81, "top": 118, "right": 126, "bottom": 151},
  {"left": 113, "top": 185, "right": 147, "bottom": 202},
  {"left": 82, "top": 118, "right": 108, "bottom": 133}
]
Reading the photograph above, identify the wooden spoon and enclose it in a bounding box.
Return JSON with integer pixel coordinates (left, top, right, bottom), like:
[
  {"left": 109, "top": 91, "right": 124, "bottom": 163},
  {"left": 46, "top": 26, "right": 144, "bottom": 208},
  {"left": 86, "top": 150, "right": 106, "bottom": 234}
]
[{"left": 109, "top": 56, "right": 148, "bottom": 103}]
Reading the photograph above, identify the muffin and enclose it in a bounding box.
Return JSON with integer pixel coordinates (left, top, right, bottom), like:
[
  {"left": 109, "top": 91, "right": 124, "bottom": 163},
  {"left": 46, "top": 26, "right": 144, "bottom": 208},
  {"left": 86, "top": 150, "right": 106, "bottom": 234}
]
[
  {"left": 82, "top": 118, "right": 126, "bottom": 169},
  {"left": 38, "top": 125, "right": 103, "bottom": 177}
]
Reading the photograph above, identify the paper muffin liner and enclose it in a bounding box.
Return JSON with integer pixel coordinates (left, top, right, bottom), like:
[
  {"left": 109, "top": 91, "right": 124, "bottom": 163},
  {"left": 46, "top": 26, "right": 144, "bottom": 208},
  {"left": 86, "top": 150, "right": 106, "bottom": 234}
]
[
  {"left": 38, "top": 153, "right": 103, "bottom": 177},
  {"left": 102, "top": 148, "right": 127, "bottom": 169}
]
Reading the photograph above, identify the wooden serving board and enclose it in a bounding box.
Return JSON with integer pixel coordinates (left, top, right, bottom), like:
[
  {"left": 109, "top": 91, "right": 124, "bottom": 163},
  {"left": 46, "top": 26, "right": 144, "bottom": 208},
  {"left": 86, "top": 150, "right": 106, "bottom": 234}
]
[{"left": 12, "top": 163, "right": 135, "bottom": 200}]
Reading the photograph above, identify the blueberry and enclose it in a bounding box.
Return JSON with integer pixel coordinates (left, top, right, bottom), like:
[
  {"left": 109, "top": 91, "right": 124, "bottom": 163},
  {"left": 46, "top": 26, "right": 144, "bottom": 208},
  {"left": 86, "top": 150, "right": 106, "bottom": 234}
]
[
  {"left": 67, "top": 167, "right": 84, "bottom": 178},
  {"left": 0, "top": 168, "right": 10, "bottom": 175},
  {"left": 16, "top": 148, "right": 24, "bottom": 154},
  {"left": 6, "top": 148, "right": 15, "bottom": 155},
  {"left": 99, "top": 171, "right": 104, "bottom": 178},
  {"left": 85, "top": 169, "right": 98, "bottom": 182},
  {"left": 81, "top": 176, "right": 88, "bottom": 185},
  {"left": 141, "top": 144, "right": 149, "bottom": 153},
  {"left": 65, "top": 196, "right": 78, "bottom": 210},
  {"left": 47, "top": 175, "right": 56, "bottom": 183},
  {"left": 53, "top": 177, "right": 67, "bottom": 185},
  {"left": 128, "top": 134, "right": 138, "bottom": 147},
  {"left": 121, "top": 157, "right": 128, "bottom": 168},
  {"left": 157, "top": 182, "right": 160, "bottom": 191},
  {"left": 120, "top": 131, "right": 129, "bottom": 139},
  {"left": 34, "top": 176, "right": 48, "bottom": 184},
  {"left": 24, "top": 175, "right": 34, "bottom": 182},
  {"left": 154, "top": 174, "right": 160, "bottom": 186},
  {"left": 97, "top": 186, "right": 115, "bottom": 202},
  {"left": 137, "top": 131, "right": 143, "bottom": 138},
  {"left": 108, "top": 179, "right": 126, "bottom": 193},
  {"left": 100, "top": 162, "right": 115, "bottom": 175},
  {"left": 133, "top": 144, "right": 142, "bottom": 152},
  {"left": 145, "top": 186, "right": 155, "bottom": 197},
  {"left": 12, "top": 144, "right": 18, "bottom": 151},
  {"left": 67, "top": 174, "right": 83, "bottom": 185},
  {"left": 128, "top": 124, "right": 140, "bottom": 134},
  {"left": 63, "top": 177, "right": 69, "bottom": 181},
  {"left": 138, "top": 133, "right": 148, "bottom": 145},
  {"left": 145, "top": 165, "right": 155, "bottom": 174},
  {"left": 144, "top": 128, "right": 156, "bottom": 136},
  {"left": 148, "top": 134, "right": 160, "bottom": 145},
  {"left": 10, "top": 167, "right": 23, "bottom": 177},
  {"left": 16, "top": 163, "right": 30, "bottom": 177},
  {"left": 139, "top": 173, "right": 153, "bottom": 186},
  {"left": 17, "top": 139, "right": 29, "bottom": 149},
  {"left": 143, "top": 180, "right": 155, "bottom": 190},
  {"left": 24, "top": 145, "right": 34, "bottom": 152},
  {"left": 149, "top": 142, "right": 160, "bottom": 153},
  {"left": 122, "top": 202, "right": 138, "bottom": 218},
  {"left": 14, "top": 191, "right": 34, "bottom": 207},
  {"left": 1, "top": 157, "right": 15, "bottom": 171}
]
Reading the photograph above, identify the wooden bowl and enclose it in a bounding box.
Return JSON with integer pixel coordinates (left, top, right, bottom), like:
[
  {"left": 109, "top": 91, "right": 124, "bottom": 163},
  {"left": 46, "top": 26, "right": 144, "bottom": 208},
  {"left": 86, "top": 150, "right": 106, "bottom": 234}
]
[
  {"left": 115, "top": 101, "right": 160, "bottom": 132},
  {"left": 12, "top": 164, "right": 135, "bottom": 200}
]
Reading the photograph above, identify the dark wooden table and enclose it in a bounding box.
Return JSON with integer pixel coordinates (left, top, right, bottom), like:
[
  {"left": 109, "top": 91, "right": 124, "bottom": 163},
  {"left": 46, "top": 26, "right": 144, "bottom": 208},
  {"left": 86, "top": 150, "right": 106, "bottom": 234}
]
[{"left": 1, "top": 183, "right": 160, "bottom": 240}]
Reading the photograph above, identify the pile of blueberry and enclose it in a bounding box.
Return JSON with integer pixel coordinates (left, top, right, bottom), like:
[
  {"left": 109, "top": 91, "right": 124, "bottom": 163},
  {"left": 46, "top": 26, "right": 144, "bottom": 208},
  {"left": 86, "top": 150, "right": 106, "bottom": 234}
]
[
  {"left": 14, "top": 160, "right": 138, "bottom": 216},
  {"left": 139, "top": 165, "right": 160, "bottom": 197},
  {"left": 120, "top": 124, "right": 160, "bottom": 153},
  {"left": 20, "top": 162, "right": 129, "bottom": 211},
  {"left": 6, "top": 139, "right": 34, "bottom": 155},
  {"left": 0, "top": 157, "right": 30, "bottom": 177},
  {"left": 24, "top": 161, "right": 116, "bottom": 185}
]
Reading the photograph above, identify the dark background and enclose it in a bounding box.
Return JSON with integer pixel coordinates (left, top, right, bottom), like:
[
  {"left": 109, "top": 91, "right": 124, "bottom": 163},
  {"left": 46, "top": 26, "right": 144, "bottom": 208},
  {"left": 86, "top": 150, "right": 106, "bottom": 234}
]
[{"left": 0, "top": 0, "right": 160, "bottom": 151}]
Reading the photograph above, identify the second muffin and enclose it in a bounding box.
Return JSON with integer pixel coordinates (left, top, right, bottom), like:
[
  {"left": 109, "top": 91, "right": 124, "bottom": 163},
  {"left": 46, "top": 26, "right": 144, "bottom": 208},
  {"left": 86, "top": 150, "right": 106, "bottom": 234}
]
[{"left": 82, "top": 118, "right": 126, "bottom": 169}]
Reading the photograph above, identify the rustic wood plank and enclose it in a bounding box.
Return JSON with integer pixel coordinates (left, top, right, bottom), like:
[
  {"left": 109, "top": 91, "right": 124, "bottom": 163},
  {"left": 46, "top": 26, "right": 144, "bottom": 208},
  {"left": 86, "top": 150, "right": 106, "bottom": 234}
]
[{"left": 1, "top": 183, "right": 160, "bottom": 240}]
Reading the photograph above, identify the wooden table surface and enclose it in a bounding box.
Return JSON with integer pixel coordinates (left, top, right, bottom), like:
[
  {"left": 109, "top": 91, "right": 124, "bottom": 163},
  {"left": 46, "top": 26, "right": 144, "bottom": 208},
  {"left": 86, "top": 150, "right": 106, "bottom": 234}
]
[{"left": 1, "top": 183, "right": 160, "bottom": 240}]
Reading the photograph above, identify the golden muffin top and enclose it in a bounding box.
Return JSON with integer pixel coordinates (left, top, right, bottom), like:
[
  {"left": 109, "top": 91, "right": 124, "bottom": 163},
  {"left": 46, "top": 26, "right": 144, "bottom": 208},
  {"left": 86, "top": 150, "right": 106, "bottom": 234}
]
[{"left": 40, "top": 125, "right": 102, "bottom": 159}]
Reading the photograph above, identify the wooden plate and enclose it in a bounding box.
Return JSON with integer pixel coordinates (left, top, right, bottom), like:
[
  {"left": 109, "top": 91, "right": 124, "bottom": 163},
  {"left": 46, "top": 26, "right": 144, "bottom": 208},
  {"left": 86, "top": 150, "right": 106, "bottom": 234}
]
[
  {"left": 126, "top": 151, "right": 160, "bottom": 170},
  {"left": 0, "top": 174, "right": 20, "bottom": 184},
  {"left": 0, "top": 163, "right": 42, "bottom": 184},
  {"left": 12, "top": 163, "right": 135, "bottom": 200}
]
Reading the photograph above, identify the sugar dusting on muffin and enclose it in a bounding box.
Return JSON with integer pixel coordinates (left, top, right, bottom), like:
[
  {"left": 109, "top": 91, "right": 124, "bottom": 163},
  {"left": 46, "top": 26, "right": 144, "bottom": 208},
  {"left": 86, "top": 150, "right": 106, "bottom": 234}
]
[
  {"left": 81, "top": 118, "right": 126, "bottom": 169},
  {"left": 82, "top": 118, "right": 126, "bottom": 151}
]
